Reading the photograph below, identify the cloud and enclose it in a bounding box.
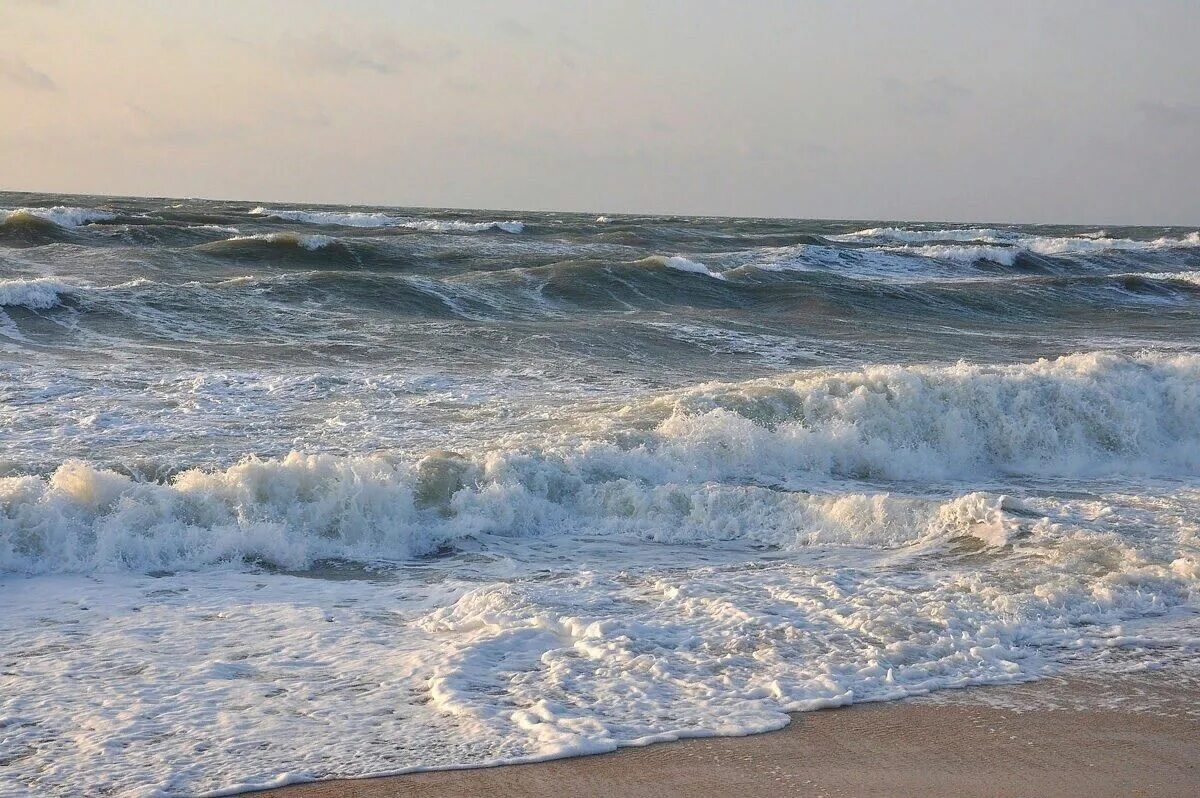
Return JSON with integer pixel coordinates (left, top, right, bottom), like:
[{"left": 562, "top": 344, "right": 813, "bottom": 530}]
[
  {"left": 110, "top": 103, "right": 256, "bottom": 150},
  {"left": 289, "top": 30, "right": 458, "bottom": 75},
  {"left": 0, "top": 55, "right": 57, "bottom": 91},
  {"left": 1137, "top": 100, "right": 1200, "bottom": 128},
  {"left": 495, "top": 18, "right": 534, "bottom": 39},
  {"left": 881, "top": 77, "right": 972, "bottom": 117}
]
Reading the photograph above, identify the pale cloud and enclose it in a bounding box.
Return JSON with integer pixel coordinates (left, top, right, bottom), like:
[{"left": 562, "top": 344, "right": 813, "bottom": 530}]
[
  {"left": 0, "top": 54, "right": 57, "bottom": 91},
  {"left": 1138, "top": 100, "right": 1200, "bottom": 129},
  {"left": 288, "top": 30, "right": 458, "bottom": 75},
  {"left": 495, "top": 18, "right": 533, "bottom": 39},
  {"left": 881, "top": 77, "right": 973, "bottom": 118}
]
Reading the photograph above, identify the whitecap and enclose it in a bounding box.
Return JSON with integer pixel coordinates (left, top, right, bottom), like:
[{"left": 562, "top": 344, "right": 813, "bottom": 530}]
[{"left": 0, "top": 206, "right": 116, "bottom": 228}]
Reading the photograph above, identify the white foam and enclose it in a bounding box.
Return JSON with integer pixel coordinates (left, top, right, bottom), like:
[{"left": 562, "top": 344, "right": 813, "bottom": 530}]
[
  {"left": 0, "top": 277, "right": 75, "bottom": 309},
  {"left": 832, "top": 227, "right": 1021, "bottom": 244},
  {"left": 223, "top": 232, "right": 336, "bottom": 251},
  {"left": 1026, "top": 232, "right": 1200, "bottom": 256},
  {"left": 249, "top": 207, "right": 524, "bottom": 233},
  {"left": 739, "top": 242, "right": 950, "bottom": 279},
  {"left": 2, "top": 479, "right": 1196, "bottom": 795},
  {"left": 401, "top": 219, "right": 525, "bottom": 234},
  {"left": 4, "top": 351, "right": 1199, "bottom": 575},
  {"left": 3, "top": 352, "right": 1200, "bottom": 795},
  {"left": 1128, "top": 271, "right": 1200, "bottom": 287},
  {"left": 885, "top": 243, "right": 1021, "bottom": 266},
  {"left": 834, "top": 227, "right": 1200, "bottom": 261},
  {"left": 1, "top": 206, "right": 116, "bottom": 228},
  {"left": 642, "top": 255, "right": 727, "bottom": 279},
  {"left": 249, "top": 207, "right": 396, "bottom": 227}
]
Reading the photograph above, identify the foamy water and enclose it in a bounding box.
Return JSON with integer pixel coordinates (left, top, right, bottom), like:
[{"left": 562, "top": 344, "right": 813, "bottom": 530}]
[{"left": 1, "top": 192, "right": 1198, "bottom": 796}]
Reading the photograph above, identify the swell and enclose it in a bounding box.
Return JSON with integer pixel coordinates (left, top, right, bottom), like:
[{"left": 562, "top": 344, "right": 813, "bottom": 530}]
[
  {"left": 250, "top": 206, "right": 526, "bottom": 233},
  {"left": 445, "top": 256, "right": 1200, "bottom": 318},
  {"left": 0, "top": 211, "right": 78, "bottom": 246},
  {"left": 4, "top": 263, "right": 1199, "bottom": 341},
  {"left": 193, "top": 232, "right": 363, "bottom": 263},
  {"left": 833, "top": 225, "right": 1200, "bottom": 252},
  {"left": 4, "top": 350, "right": 1198, "bottom": 573},
  {"left": 0, "top": 205, "right": 233, "bottom": 249}
]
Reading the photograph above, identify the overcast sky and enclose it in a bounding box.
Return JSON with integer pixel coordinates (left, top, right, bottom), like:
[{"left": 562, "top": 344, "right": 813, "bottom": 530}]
[{"left": 3, "top": 0, "right": 1197, "bottom": 223}]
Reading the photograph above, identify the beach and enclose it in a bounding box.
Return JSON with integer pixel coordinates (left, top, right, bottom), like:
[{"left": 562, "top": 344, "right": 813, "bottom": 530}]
[{"left": 249, "top": 674, "right": 1199, "bottom": 798}]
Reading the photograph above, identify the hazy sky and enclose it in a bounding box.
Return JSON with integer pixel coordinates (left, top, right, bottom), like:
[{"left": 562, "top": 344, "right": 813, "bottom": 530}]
[{"left": 3, "top": 0, "right": 1198, "bottom": 223}]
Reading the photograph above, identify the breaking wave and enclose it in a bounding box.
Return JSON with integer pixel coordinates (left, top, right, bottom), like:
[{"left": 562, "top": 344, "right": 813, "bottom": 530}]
[
  {"left": 1, "top": 206, "right": 116, "bottom": 228},
  {"left": 250, "top": 207, "right": 525, "bottom": 233},
  {"left": 223, "top": 232, "right": 336, "bottom": 251},
  {"left": 194, "top": 232, "right": 358, "bottom": 262},
  {"left": 1, "top": 207, "right": 113, "bottom": 246},
  {"left": 0, "top": 277, "right": 76, "bottom": 310},
  {"left": 886, "top": 243, "right": 1023, "bottom": 266},
  {"left": 639, "top": 255, "right": 727, "bottom": 279},
  {"left": 4, "top": 350, "right": 1198, "bottom": 574},
  {"left": 249, "top": 206, "right": 397, "bottom": 227},
  {"left": 834, "top": 227, "right": 1200, "bottom": 264},
  {"left": 1124, "top": 270, "right": 1200, "bottom": 288}
]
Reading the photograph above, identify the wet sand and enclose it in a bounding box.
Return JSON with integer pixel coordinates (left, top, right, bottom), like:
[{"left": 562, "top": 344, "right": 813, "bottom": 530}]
[{"left": 245, "top": 675, "right": 1199, "bottom": 798}]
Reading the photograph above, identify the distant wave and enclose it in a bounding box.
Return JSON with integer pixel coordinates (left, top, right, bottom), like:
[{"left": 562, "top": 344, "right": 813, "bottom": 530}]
[
  {"left": 404, "top": 218, "right": 525, "bottom": 234},
  {"left": 0, "top": 277, "right": 165, "bottom": 313},
  {"left": 5, "top": 350, "right": 1198, "bottom": 573},
  {"left": 224, "top": 232, "right": 335, "bottom": 251},
  {"left": 1020, "top": 232, "right": 1200, "bottom": 256},
  {"left": 638, "top": 255, "right": 727, "bottom": 279},
  {"left": 0, "top": 277, "right": 75, "bottom": 309},
  {"left": 0, "top": 206, "right": 116, "bottom": 228},
  {"left": 1127, "top": 270, "right": 1200, "bottom": 287},
  {"left": 736, "top": 241, "right": 1006, "bottom": 278},
  {"left": 835, "top": 226, "right": 1200, "bottom": 261},
  {"left": 194, "top": 232, "right": 350, "bottom": 260},
  {"left": 886, "top": 243, "right": 1023, "bottom": 266},
  {"left": 249, "top": 207, "right": 397, "bottom": 227},
  {"left": 831, "top": 227, "right": 1025, "bottom": 244},
  {"left": 250, "top": 207, "right": 525, "bottom": 233},
  {"left": 0, "top": 206, "right": 117, "bottom": 246}
]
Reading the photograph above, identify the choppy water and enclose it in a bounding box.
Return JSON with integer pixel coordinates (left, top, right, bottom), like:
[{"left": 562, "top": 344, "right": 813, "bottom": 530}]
[{"left": 1, "top": 192, "right": 1198, "bottom": 796}]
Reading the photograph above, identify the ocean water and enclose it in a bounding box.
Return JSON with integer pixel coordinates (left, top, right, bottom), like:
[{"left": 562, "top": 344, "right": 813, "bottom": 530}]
[{"left": 1, "top": 191, "right": 1198, "bottom": 796}]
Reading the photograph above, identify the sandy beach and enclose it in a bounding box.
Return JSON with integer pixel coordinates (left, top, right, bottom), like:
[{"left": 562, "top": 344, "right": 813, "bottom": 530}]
[{"left": 245, "top": 673, "right": 1199, "bottom": 798}]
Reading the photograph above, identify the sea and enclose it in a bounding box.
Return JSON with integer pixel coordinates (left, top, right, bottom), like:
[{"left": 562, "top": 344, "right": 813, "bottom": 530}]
[{"left": 1, "top": 191, "right": 1198, "bottom": 796}]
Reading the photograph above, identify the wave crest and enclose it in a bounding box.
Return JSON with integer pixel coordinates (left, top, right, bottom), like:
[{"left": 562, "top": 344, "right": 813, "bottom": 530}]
[
  {"left": 227, "top": 232, "right": 335, "bottom": 251},
  {"left": 639, "top": 255, "right": 727, "bottom": 279},
  {"left": 1, "top": 206, "right": 116, "bottom": 228},
  {"left": 835, "top": 226, "right": 1200, "bottom": 263},
  {"left": 195, "top": 233, "right": 346, "bottom": 258},
  {"left": 3, "top": 351, "right": 1199, "bottom": 573},
  {"left": 0, "top": 277, "right": 76, "bottom": 309},
  {"left": 250, "top": 207, "right": 524, "bottom": 233}
]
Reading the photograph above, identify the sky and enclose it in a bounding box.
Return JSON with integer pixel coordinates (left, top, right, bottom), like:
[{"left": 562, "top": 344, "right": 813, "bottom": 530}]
[{"left": 2, "top": 0, "right": 1198, "bottom": 224}]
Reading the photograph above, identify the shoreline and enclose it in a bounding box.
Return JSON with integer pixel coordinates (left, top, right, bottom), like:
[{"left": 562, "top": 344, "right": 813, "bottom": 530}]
[{"left": 241, "top": 672, "right": 1199, "bottom": 797}]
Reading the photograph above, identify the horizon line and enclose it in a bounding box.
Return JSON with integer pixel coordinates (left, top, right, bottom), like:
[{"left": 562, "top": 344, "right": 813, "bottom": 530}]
[{"left": 1, "top": 186, "right": 1195, "bottom": 231}]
